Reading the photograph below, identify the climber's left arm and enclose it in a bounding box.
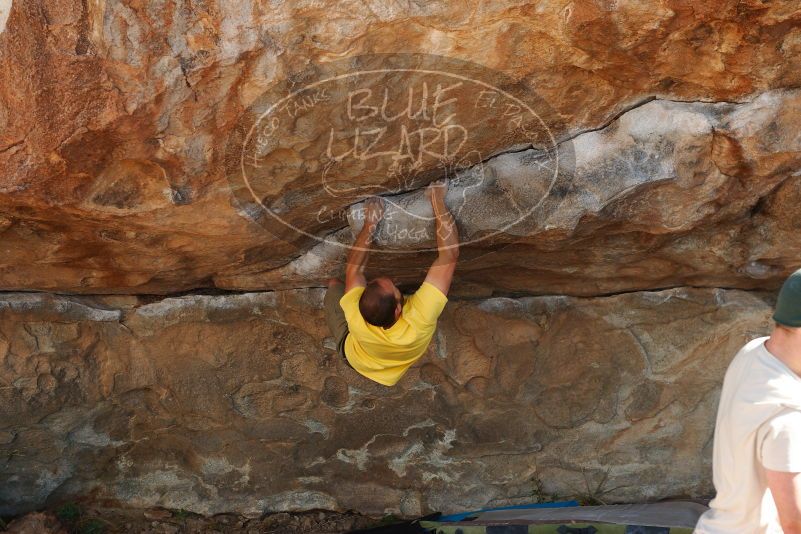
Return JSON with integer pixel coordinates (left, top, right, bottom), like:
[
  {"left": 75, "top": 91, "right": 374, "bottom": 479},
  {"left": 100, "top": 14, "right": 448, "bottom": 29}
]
[{"left": 345, "top": 197, "right": 384, "bottom": 292}]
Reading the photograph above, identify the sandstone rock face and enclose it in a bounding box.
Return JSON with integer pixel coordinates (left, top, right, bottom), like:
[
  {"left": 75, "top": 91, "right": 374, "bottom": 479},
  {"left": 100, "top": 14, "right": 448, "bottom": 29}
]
[
  {"left": 0, "top": 1, "right": 800, "bottom": 294},
  {"left": 4, "top": 512, "right": 66, "bottom": 534},
  {"left": 0, "top": 288, "right": 773, "bottom": 515},
  {"left": 0, "top": 0, "right": 799, "bottom": 520},
  {"left": 227, "top": 91, "right": 801, "bottom": 295}
]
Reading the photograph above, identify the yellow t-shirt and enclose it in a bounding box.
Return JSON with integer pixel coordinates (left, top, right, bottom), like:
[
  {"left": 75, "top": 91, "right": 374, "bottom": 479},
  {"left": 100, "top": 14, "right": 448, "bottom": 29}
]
[{"left": 339, "top": 281, "right": 448, "bottom": 386}]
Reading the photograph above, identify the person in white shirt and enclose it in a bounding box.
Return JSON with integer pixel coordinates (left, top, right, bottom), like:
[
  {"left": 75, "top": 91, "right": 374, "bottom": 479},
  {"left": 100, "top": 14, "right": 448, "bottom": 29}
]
[{"left": 696, "top": 268, "right": 801, "bottom": 534}]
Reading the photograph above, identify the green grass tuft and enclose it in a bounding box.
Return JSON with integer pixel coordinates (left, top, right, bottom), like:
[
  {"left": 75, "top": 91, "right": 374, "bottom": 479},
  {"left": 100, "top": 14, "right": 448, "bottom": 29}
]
[
  {"left": 56, "top": 502, "right": 82, "bottom": 523},
  {"left": 78, "top": 519, "right": 105, "bottom": 534}
]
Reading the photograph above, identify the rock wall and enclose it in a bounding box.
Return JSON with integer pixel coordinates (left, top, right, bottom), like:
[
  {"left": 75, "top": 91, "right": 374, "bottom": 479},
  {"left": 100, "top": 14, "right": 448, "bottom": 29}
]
[
  {"left": 0, "top": 288, "right": 773, "bottom": 515},
  {"left": 0, "top": 0, "right": 800, "bottom": 294},
  {"left": 0, "top": 0, "right": 800, "bottom": 518}
]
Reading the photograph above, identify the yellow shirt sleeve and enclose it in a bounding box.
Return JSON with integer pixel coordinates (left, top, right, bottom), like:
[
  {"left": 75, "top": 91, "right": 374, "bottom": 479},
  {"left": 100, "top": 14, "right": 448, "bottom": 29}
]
[
  {"left": 339, "top": 285, "right": 366, "bottom": 325},
  {"left": 403, "top": 281, "right": 448, "bottom": 329}
]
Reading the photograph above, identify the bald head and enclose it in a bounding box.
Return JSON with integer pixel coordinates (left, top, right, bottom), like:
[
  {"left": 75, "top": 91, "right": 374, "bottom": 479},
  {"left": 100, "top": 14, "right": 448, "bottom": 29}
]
[{"left": 359, "top": 278, "right": 401, "bottom": 328}]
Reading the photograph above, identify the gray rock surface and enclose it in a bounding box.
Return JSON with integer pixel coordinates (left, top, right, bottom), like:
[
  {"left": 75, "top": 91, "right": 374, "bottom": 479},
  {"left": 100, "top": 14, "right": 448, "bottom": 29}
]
[{"left": 0, "top": 287, "right": 773, "bottom": 516}]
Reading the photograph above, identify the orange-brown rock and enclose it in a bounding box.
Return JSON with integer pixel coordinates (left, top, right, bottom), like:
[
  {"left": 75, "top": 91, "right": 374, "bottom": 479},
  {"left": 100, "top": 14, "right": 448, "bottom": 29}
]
[
  {"left": 223, "top": 92, "right": 801, "bottom": 296},
  {"left": 3, "top": 512, "right": 66, "bottom": 534},
  {"left": 0, "top": 1, "right": 800, "bottom": 295},
  {"left": 0, "top": 0, "right": 799, "bottom": 521}
]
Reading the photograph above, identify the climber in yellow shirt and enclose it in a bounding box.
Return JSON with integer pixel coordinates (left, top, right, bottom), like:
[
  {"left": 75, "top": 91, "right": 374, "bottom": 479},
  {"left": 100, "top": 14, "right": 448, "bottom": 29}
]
[{"left": 323, "top": 180, "right": 460, "bottom": 386}]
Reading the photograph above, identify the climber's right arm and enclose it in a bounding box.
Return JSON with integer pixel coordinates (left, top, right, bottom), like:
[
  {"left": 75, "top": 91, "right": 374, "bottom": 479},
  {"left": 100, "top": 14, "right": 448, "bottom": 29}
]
[{"left": 424, "top": 180, "right": 459, "bottom": 296}]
